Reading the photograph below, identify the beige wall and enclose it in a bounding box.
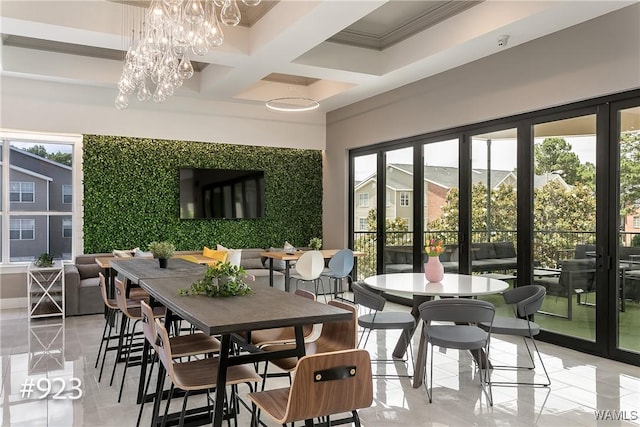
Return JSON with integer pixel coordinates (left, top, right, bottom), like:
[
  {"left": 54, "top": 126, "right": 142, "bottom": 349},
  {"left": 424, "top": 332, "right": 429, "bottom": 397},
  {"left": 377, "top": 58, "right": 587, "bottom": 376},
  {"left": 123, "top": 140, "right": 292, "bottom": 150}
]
[{"left": 323, "top": 4, "right": 640, "bottom": 249}]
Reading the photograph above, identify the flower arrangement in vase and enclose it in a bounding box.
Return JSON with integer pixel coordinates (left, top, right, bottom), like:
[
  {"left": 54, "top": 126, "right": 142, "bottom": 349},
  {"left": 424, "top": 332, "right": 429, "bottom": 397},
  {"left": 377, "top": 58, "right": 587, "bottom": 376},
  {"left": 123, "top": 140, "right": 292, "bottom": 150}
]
[{"left": 424, "top": 239, "right": 445, "bottom": 282}]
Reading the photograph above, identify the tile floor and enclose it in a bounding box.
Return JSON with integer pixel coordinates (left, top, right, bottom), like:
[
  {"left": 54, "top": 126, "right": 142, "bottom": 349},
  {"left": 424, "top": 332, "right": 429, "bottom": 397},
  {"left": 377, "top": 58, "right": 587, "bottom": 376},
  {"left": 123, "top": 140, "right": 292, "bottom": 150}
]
[{"left": 1, "top": 298, "right": 639, "bottom": 427}]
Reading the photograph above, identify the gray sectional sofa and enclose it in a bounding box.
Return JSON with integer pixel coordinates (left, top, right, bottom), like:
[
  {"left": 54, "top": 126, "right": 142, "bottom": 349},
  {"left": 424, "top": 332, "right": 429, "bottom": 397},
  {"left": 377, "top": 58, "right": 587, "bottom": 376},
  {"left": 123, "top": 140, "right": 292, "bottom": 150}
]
[
  {"left": 64, "top": 253, "right": 112, "bottom": 316},
  {"left": 384, "top": 242, "right": 517, "bottom": 274}
]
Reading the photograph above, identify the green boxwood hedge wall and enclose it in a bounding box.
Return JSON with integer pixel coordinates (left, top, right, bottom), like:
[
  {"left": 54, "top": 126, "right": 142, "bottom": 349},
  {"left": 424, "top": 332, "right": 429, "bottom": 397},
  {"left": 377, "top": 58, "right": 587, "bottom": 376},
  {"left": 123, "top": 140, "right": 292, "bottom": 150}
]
[{"left": 82, "top": 135, "right": 323, "bottom": 253}]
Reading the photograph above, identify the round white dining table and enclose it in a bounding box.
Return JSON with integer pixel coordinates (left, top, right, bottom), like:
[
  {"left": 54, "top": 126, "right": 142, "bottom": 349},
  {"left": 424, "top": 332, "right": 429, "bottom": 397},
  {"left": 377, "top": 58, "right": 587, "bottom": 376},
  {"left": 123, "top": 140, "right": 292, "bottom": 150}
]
[
  {"left": 364, "top": 272, "right": 510, "bottom": 388},
  {"left": 364, "top": 272, "right": 510, "bottom": 297}
]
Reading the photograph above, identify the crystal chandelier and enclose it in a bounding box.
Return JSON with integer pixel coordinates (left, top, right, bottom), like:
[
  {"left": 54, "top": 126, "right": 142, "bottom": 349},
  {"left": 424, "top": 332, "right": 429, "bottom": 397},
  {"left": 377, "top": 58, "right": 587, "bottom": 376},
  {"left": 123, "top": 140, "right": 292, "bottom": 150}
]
[{"left": 115, "top": 0, "right": 261, "bottom": 110}]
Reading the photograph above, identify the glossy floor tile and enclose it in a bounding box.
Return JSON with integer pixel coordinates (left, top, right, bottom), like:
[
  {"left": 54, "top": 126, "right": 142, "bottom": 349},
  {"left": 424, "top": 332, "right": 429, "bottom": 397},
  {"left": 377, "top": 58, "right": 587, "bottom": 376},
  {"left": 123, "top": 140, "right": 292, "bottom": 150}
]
[{"left": 1, "top": 299, "right": 639, "bottom": 427}]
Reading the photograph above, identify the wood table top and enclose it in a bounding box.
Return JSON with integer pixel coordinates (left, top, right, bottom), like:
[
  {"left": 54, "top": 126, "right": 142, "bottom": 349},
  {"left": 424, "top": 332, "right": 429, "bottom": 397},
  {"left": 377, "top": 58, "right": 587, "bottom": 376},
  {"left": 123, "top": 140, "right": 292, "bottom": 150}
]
[
  {"left": 95, "top": 256, "right": 117, "bottom": 269},
  {"left": 139, "top": 276, "right": 352, "bottom": 336},
  {"left": 260, "top": 249, "right": 365, "bottom": 261},
  {"left": 110, "top": 258, "right": 206, "bottom": 284}
]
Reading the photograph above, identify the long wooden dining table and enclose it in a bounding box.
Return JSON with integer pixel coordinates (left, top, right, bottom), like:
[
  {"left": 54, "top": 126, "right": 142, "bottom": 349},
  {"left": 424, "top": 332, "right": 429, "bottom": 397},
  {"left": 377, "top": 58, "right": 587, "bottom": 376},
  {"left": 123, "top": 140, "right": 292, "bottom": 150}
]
[{"left": 110, "top": 258, "right": 352, "bottom": 427}]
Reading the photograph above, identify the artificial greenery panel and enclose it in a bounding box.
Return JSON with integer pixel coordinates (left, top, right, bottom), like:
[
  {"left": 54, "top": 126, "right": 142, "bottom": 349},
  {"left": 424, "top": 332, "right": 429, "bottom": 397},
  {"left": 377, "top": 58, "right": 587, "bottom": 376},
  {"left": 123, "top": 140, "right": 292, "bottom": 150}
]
[{"left": 82, "top": 135, "right": 322, "bottom": 253}]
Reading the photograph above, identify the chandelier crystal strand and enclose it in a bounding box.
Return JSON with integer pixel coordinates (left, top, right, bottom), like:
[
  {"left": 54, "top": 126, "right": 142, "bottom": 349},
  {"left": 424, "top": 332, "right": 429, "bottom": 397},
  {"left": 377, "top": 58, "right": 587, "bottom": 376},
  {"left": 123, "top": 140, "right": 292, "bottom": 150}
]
[{"left": 116, "top": 0, "right": 260, "bottom": 109}]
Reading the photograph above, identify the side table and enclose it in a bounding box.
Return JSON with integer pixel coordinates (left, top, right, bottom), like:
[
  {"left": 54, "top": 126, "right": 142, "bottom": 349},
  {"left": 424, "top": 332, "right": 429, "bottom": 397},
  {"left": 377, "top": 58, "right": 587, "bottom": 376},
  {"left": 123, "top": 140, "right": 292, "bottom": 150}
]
[{"left": 27, "top": 260, "right": 65, "bottom": 320}]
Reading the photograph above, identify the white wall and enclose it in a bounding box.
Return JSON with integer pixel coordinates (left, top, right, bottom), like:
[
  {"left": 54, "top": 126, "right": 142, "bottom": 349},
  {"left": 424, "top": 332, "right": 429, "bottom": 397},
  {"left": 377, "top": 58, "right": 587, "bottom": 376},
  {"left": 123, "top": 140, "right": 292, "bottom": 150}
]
[
  {"left": 323, "top": 4, "right": 640, "bottom": 250},
  {"left": 0, "top": 77, "right": 326, "bottom": 150}
]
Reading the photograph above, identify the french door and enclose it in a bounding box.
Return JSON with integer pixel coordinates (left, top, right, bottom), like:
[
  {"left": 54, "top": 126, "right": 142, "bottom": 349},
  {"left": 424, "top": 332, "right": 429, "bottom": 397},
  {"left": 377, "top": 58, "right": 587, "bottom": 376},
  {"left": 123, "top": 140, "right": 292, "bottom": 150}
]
[{"left": 349, "top": 91, "right": 640, "bottom": 364}]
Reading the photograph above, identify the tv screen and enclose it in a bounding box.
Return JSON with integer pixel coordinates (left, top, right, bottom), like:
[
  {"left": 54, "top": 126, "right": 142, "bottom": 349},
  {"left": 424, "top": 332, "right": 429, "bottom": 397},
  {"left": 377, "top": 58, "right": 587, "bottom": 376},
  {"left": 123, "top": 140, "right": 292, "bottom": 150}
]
[{"left": 179, "top": 168, "right": 265, "bottom": 219}]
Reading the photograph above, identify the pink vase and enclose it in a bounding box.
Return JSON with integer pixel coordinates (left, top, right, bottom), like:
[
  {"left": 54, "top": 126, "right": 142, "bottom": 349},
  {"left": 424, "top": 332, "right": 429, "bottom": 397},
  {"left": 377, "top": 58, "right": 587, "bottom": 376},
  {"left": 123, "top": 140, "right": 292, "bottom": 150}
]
[{"left": 424, "top": 256, "right": 444, "bottom": 283}]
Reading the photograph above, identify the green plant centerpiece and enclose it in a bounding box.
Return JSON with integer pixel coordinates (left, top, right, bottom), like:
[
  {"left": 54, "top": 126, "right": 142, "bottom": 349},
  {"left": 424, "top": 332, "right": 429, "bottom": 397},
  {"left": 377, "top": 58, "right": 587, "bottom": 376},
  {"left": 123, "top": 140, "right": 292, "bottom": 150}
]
[
  {"left": 34, "top": 253, "right": 54, "bottom": 267},
  {"left": 179, "top": 262, "right": 253, "bottom": 297},
  {"left": 148, "top": 241, "right": 176, "bottom": 268},
  {"left": 309, "top": 237, "right": 322, "bottom": 250}
]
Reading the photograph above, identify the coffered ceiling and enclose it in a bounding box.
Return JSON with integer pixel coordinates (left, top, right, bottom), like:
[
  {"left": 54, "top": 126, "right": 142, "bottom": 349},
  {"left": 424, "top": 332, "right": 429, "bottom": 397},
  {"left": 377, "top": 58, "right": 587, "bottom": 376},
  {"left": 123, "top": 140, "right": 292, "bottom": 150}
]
[{"left": 0, "top": 1, "right": 635, "bottom": 114}]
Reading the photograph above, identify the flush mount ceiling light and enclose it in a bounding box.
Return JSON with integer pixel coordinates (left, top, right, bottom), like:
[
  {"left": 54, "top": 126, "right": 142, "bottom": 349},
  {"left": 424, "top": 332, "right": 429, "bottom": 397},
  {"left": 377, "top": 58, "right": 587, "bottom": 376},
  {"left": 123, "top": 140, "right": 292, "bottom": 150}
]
[{"left": 265, "top": 97, "right": 320, "bottom": 112}]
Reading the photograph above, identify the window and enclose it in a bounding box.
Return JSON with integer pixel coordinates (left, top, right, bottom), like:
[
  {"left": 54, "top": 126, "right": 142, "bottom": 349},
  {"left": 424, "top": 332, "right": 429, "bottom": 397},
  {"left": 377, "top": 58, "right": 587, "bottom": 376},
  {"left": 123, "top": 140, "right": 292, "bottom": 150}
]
[
  {"left": 62, "top": 218, "right": 72, "bottom": 238},
  {"left": 634, "top": 216, "right": 640, "bottom": 229},
  {"left": 400, "top": 191, "right": 410, "bottom": 207},
  {"left": 359, "top": 193, "right": 369, "bottom": 207},
  {"left": 359, "top": 217, "right": 368, "bottom": 231},
  {"left": 10, "top": 182, "right": 35, "bottom": 203},
  {"left": 1, "top": 132, "right": 80, "bottom": 263},
  {"left": 62, "top": 185, "right": 72, "bottom": 204},
  {"left": 10, "top": 219, "right": 35, "bottom": 240}
]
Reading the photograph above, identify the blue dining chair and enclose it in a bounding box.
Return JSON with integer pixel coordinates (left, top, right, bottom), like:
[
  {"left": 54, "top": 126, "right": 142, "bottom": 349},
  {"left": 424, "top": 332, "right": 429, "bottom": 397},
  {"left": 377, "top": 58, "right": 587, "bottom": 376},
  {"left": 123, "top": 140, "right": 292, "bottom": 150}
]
[{"left": 321, "top": 249, "right": 354, "bottom": 301}]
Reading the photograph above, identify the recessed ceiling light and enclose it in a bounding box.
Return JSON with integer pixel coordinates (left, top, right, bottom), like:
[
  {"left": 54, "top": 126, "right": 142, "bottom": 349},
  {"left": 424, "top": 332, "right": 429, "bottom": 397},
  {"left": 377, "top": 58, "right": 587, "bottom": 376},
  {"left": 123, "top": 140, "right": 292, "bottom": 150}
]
[{"left": 265, "top": 97, "right": 320, "bottom": 112}]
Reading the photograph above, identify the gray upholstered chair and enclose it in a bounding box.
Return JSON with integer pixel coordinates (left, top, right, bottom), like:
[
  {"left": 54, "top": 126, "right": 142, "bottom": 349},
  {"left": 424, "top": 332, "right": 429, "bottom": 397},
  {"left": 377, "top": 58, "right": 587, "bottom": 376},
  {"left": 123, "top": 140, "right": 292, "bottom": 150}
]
[
  {"left": 418, "top": 298, "right": 495, "bottom": 405},
  {"left": 479, "top": 284, "right": 551, "bottom": 387},
  {"left": 352, "top": 282, "right": 415, "bottom": 377}
]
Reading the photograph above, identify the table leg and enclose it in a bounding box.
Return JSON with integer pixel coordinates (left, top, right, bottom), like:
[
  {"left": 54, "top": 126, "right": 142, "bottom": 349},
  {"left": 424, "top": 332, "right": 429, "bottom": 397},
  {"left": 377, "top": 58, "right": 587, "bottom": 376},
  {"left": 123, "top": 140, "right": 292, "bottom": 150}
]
[
  {"left": 268, "top": 258, "right": 274, "bottom": 287},
  {"left": 213, "top": 334, "right": 231, "bottom": 427},
  {"left": 393, "top": 295, "right": 432, "bottom": 358},
  {"left": 285, "top": 260, "right": 291, "bottom": 292},
  {"left": 412, "top": 326, "right": 427, "bottom": 388}
]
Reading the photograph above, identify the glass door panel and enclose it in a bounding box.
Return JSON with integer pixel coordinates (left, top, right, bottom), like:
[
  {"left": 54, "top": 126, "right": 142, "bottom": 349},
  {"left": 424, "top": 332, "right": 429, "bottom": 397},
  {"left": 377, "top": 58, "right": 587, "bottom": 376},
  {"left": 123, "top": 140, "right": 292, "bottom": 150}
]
[
  {"left": 382, "top": 147, "right": 413, "bottom": 274},
  {"left": 532, "top": 114, "right": 597, "bottom": 340},
  {"left": 616, "top": 105, "right": 640, "bottom": 354},
  {"left": 424, "top": 139, "right": 459, "bottom": 273},
  {"left": 353, "top": 154, "right": 377, "bottom": 281},
  {"left": 471, "top": 129, "right": 518, "bottom": 310}
]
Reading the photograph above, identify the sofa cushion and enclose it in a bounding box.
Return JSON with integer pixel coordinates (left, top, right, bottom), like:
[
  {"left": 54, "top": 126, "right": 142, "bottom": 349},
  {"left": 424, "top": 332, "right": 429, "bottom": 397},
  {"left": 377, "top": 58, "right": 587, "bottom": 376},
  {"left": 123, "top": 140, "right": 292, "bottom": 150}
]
[
  {"left": 77, "top": 264, "right": 101, "bottom": 280},
  {"left": 472, "top": 243, "right": 497, "bottom": 260},
  {"left": 493, "top": 242, "right": 516, "bottom": 258},
  {"left": 243, "top": 258, "right": 265, "bottom": 269},
  {"left": 79, "top": 277, "right": 100, "bottom": 288}
]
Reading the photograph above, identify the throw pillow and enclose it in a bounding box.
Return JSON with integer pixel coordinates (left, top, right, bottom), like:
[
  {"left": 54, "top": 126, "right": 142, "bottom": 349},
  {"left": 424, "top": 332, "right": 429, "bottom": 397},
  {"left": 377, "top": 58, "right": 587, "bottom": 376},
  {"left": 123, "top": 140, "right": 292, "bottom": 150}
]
[
  {"left": 216, "top": 244, "right": 242, "bottom": 267},
  {"left": 134, "top": 248, "right": 154, "bottom": 258},
  {"left": 264, "top": 247, "right": 286, "bottom": 271},
  {"left": 284, "top": 241, "right": 296, "bottom": 253},
  {"left": 113, "top": 248, "right": 135, "bottom": 257},
  {"left": 203, "top": 246, "right": 228, "bottom": 263},
  {"left": 77, "top": 264, "right": 101, "bottom": 280},
  {"left": 242, "top": 258, "right": 265, "bottom": 269}
]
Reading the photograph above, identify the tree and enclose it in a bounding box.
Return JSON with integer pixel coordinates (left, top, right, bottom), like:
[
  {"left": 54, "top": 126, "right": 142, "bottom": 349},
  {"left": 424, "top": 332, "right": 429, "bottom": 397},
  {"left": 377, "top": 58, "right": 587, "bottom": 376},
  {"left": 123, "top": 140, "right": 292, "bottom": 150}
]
[
  {"left": 534, "top": 137, "right": 584, "bottom": 185},
  {"left": 428, "top": 183, "right": 517, "bottom": 243},
  {"left": 48, "top": 152, "right": 73, "bottom": 166},
  {"left": 619, "top": 131, "right": 640, "bottom": 217},
  {"left": 25, "top": 145, "right": 48, "bottom": 158},
  {"left": 353, "top": 209, "right": 410, "bottom": 279},
  {"left": 24, "top": 144, "right": 72, "bottom": 166},
  {"left": 427, "top": 180, "right": 596, "bottom": 268}
]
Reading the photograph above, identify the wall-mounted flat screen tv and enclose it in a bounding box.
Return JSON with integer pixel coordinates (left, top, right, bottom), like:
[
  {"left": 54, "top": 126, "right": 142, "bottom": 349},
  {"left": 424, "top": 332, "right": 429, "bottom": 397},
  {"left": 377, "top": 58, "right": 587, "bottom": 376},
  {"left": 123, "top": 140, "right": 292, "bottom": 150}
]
[{"left": 179, "top": 168, "right": 265, "bottom": 219}]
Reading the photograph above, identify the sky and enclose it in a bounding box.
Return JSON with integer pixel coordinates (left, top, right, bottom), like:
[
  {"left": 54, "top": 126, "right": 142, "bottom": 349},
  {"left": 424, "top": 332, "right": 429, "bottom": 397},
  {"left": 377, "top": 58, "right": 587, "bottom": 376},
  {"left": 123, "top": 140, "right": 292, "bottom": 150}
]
[{"left": 355, "top": 136, "right": 596, "bottom": 181}]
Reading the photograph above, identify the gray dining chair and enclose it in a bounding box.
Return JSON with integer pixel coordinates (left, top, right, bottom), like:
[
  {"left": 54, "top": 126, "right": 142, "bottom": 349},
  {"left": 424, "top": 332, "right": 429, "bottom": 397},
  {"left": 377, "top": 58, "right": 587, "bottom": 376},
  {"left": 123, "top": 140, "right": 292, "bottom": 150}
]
[
  {"left": 479, "top": 284, "right": 551, "bottom": 387},
  {"left": 352, "top": 282, "right": 415, "bottom": 377},
  {"left": 321, "top": 249, "right": 354, "bottom": 300},
  {"left": 419, "top": 298, "right": 495, "bottom": 405}
]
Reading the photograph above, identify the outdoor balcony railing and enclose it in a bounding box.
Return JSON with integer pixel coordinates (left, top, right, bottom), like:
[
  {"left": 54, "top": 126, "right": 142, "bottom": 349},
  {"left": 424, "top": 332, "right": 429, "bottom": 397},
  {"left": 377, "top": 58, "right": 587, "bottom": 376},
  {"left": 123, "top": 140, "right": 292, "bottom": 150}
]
[{"left": 352, "top": 229, "right": 640, "bottom": 280}]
